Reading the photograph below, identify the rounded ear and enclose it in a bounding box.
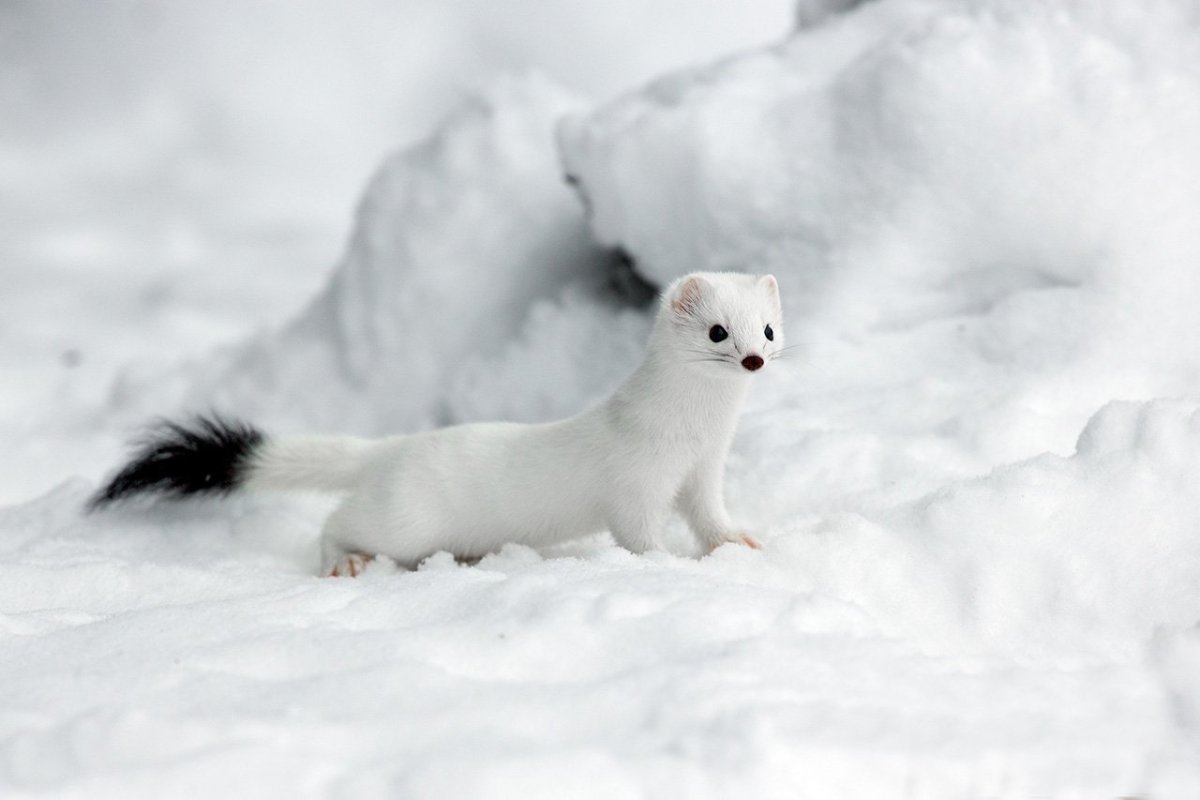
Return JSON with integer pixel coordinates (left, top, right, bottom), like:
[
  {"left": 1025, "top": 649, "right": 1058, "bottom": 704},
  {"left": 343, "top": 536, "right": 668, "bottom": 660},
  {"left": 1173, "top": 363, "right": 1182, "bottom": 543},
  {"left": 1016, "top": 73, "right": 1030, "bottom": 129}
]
[
  {"left": 760, "top": 274, "right": 781, "bottom": 312},
  {"left": 671, "top": 275, "right": 707, "bottom": 315}
]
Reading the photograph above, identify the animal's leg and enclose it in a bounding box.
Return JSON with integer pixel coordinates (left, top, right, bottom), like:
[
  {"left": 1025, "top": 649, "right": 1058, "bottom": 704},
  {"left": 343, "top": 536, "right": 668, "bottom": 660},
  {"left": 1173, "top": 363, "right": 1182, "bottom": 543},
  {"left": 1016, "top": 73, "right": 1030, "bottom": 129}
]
[
  {"left": 319, "top": 522, "right": 375, "bottom": 577},
  {"left": 677, "top": 454, "right": 761, "bottom": 552},
  {"left": 607, "top": 500, "right": 670, "bottom": 555}
]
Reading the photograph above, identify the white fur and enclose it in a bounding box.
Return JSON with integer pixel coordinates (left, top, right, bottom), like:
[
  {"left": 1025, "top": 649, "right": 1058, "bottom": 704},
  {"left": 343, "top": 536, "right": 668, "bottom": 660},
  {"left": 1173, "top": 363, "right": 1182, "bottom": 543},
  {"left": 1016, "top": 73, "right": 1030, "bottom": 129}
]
[{"left": 246, "top": 271, "right": 783, "bottom": 570}]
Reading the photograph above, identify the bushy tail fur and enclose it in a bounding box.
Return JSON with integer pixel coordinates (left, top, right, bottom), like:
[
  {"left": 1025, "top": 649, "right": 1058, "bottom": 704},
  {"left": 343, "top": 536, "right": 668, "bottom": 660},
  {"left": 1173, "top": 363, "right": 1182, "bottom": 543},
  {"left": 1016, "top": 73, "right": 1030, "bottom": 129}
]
[{"left": 89, "top": 414, "right": 371, "bottom": 510}]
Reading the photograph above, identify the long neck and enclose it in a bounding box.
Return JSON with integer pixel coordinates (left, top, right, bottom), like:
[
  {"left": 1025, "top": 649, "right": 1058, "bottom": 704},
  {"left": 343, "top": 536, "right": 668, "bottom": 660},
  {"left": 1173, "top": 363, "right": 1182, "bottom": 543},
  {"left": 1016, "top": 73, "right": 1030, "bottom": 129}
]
[{"left": 608, "top": 322, "right": 750, "bottom": 437}]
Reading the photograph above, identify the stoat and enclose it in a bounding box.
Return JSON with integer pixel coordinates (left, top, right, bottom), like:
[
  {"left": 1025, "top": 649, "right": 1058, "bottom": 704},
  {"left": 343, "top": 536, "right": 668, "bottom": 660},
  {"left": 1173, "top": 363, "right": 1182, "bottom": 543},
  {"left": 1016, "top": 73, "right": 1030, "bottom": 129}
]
[{"left": 90, "top": 272, "right": 783, "bottom": 575}]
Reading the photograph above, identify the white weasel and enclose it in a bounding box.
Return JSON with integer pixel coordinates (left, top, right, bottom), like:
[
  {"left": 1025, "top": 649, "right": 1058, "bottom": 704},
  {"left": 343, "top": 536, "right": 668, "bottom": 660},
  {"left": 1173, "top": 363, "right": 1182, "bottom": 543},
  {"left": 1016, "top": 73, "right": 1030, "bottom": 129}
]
[{"left": 91, "top": 272, "right": 783, "bottom": 574}]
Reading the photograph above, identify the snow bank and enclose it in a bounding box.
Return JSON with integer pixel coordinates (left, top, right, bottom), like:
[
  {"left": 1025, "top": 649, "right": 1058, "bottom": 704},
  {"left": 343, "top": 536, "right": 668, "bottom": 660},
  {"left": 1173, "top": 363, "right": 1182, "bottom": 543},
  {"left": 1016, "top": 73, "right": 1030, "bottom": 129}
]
[
  {"left": 561, "top": 0, "right": 1200, "bottom": 465},
  {"left": 107, "top": 76, "right": 642, "bottom": 435},
  {"left": 767, "top": 399, "right": 1200, "bottom": 650}
]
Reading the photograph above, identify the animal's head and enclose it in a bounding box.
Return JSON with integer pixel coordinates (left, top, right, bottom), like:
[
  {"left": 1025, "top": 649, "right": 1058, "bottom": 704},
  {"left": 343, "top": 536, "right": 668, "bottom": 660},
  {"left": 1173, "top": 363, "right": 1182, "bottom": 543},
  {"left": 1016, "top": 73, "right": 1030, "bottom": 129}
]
[{"left": 661, "top": 272, "right": 783, "bottom": 377}]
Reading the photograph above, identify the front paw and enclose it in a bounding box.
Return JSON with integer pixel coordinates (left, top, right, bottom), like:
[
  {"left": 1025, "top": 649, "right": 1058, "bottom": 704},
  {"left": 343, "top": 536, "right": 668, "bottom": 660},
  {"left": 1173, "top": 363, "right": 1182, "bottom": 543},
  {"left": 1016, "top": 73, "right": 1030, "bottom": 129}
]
[{"left": 706, "top": 532, "right": 762, "bottom": 553}]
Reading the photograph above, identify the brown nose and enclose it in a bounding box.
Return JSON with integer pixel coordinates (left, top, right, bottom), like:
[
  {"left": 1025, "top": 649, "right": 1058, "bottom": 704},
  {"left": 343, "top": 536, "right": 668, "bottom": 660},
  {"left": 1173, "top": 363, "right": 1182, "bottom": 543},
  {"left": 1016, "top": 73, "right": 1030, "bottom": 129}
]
[{"left": 741, "top": 355, "right": 764, "bottom": 371}]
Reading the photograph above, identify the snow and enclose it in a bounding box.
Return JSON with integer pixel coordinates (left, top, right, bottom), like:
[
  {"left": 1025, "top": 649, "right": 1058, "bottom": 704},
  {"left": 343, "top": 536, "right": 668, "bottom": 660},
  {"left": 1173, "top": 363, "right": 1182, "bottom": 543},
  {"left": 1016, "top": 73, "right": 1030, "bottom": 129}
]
[
  {"left": 5, "top": 0, "right": 1200, "bottom": 796},
  {"left": 115, "top": 75, "right": 608, "bottom": 435},
  {"left": 560, "top": 0, "right": 1200, "bottom": 467}
]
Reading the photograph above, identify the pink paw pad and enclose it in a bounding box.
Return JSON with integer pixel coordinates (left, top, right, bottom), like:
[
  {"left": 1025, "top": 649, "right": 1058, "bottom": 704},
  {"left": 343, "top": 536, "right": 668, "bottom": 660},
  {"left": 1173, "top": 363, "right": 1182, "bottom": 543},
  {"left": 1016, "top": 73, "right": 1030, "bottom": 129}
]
[{"left": 326, "top": 553, "right": 371, "bottom": 577}]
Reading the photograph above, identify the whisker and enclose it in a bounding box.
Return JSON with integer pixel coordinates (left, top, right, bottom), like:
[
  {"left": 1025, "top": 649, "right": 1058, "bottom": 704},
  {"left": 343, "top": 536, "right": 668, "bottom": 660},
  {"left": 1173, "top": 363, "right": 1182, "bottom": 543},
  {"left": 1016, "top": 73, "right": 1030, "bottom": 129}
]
[{"left": 767, "top": 352, "right": 817, "bottom": 369}]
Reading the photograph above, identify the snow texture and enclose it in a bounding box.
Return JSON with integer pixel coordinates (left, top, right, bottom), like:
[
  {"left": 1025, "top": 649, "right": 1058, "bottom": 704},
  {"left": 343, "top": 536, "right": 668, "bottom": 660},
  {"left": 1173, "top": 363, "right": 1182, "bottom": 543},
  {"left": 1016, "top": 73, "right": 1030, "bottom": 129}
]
[
  {"left": 5, "top": 0, "right": 1200, "bottom": 796},
  {"left": 133, "top": 76, "right": 613, "bottom": 435}
]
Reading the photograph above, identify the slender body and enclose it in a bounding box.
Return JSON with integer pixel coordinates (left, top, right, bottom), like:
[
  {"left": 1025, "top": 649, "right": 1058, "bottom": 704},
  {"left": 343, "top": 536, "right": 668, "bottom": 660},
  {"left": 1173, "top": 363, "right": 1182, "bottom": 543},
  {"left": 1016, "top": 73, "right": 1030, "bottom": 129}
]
[{"left": 91, "top": 272, "right": 783, "bottom": 574}]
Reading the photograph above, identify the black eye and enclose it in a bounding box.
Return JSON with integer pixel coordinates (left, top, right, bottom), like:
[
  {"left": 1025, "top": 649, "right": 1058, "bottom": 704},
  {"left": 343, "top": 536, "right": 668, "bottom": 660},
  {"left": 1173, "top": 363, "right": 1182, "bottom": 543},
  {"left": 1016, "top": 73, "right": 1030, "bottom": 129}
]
[
  {"left": 708, "top": 325, "right": 728, "bottom": 343},
  {"left": 764, "top": 324, "right": 774, "bottom": 341}
]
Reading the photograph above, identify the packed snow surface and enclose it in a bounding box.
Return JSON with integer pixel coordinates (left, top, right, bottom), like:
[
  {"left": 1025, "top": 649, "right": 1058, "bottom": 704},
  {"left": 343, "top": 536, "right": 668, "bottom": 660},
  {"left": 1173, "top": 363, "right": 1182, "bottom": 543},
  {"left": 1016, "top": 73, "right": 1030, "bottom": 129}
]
[{"left": 5, "top": 0, "right": 1200, "bottom": 796}]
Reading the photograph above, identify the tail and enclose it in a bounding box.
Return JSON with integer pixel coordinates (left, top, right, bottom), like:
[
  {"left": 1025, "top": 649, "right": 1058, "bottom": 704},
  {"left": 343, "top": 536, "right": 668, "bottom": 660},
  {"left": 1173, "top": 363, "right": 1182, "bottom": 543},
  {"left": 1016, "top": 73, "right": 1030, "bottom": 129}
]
[{"left": 88, "top": 414, "right": 372, "bottom": 510}]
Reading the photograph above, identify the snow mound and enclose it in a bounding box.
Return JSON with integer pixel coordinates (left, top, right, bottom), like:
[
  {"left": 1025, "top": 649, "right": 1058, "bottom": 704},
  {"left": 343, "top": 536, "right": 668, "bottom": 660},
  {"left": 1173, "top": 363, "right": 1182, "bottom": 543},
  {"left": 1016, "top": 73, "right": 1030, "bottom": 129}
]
[
  {"left": 111, "top": 75, "right": 621, "bottom": 435},
  {"left": 770, "top": 399, "right": 1200, "bottom": 649},
  {"left": 561, "top": 0, "right": 1200, "bottom": 461}
]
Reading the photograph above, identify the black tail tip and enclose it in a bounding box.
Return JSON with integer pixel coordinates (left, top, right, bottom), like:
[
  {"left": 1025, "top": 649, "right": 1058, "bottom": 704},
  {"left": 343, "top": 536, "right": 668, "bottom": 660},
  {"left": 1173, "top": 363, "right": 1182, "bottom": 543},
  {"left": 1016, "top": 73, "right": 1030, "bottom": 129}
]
[{"left": 88, "top": 413, "right": 265, "bottom": 511}]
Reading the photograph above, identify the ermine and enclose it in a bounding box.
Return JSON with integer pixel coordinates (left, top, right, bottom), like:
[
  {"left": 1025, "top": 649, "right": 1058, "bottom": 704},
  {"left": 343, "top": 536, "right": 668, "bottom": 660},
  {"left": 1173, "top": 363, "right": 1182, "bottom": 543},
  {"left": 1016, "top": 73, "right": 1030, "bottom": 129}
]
[{"left": 90, "top": 272, "right": 782, "bottom": 575}]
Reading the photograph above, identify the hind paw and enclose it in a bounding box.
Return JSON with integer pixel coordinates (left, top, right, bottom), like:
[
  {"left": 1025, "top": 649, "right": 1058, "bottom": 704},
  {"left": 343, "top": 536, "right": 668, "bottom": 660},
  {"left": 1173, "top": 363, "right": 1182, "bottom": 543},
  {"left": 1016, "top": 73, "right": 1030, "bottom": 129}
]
[{"left": 326, "top": 553, "right": 372, "bottom": 578}]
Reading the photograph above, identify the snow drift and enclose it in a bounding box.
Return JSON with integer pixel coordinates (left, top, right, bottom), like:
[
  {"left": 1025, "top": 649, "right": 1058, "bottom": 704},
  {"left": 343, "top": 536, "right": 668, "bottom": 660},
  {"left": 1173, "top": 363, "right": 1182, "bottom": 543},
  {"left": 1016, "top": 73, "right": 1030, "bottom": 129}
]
[
  {"left": 561, "top": 0, "right": 1200, "bottom": 466},
  {"left": 110, "top": 76, "right": 644, "bottom": 435}
]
